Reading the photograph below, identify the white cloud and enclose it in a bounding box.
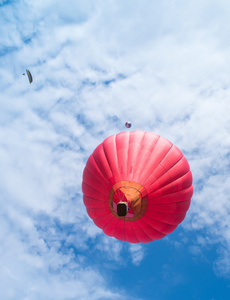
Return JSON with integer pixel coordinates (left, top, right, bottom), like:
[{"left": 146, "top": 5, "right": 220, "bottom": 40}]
[
  {"left": 95, "top": 236, "right": 123, "bottom": 262},
  {"left": 129, "top": 244, "right": 145, "bottom": 266},
  {"left": 214, "top": 248, "right": 230, "bottom": 278}
]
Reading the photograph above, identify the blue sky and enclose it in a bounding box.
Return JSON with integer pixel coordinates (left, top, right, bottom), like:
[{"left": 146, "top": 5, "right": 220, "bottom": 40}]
[{"left": 1, "top": 0, "right": 230, "bottom": 299}]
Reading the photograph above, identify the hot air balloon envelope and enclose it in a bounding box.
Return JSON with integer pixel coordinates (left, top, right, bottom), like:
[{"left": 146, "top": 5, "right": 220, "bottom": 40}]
[
  {"left": 82, "top": 131, "right": 193, "bottom": 243},
  {"left": 125, "top": 122, "right": 132, "bottom": 128}
]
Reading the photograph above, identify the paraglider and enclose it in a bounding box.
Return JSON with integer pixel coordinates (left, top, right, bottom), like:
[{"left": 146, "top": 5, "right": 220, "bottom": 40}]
[
  {"left": 125, "top": 121, "right": 132, "bottom": 128},
  {"left": 23, "top": 69, "right": 33, "bottom": 84},
  {"left": 82, "top": 131, "right": 193, "bottom": 243}
]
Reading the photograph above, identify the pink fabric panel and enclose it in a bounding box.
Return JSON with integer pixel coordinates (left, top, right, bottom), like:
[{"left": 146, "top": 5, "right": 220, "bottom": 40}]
[
  {"left": 103, "top": 135, "right": 121, "bottom": 184},
  {"left": 141, "top": 215, "right": 178, "bottom": 234},
  {"left": 83, "top": 168, "right": 110, "bottom": 196},
  {"left": 85, "top": 155, "right": 111, "bottom": 188},
  {"left": 86, "top": 207, "right": 111, "bottom": 220},
  {"left": 136, "top": 219, "right": 166, "bottom": 240},
  {"left": 144, "top": 210, "right": 186, "bottom": 225},
  {"left": 131, "top": 132, "right": 160, "bottom": 182},
  {"left": 147, "top": 199, "right": 191, "bottom": 213},
  {"left": 165, "top": 156, "right": 190, "bottom": 182},
  {"left": 145, "top": 165, "right": 172, "bottom": 194},
  {"left": 82, "top": 182, "right": 109, "bottom": 199},
  {"left": 94, "top": 214, "right": 115, "bottom": 229},
  {"left": 103, "top": 217, "right": 119, "bottom": 237},
  {"left": 83, "top": 196, "right": 107, "bottom": 208},
  {"left": 148, "top": 186, "right": 193, "bottom": 204},
  {"left": 125, "top": 131, "right": 145, "bottom": 181},
  {"left": 113, "top": 220, "right": 126, "bottom": 241},
  {"left": 160, "top": 145, "right": 183, "bottom": 171},
  {"left": 115, "top": 132, "right": 130, "bottom": 180},
  {"left": 124, "top": 222, "right": 140, "bottom": 243},
  {"left": 130, "top": 222, "right": 153, "bottom": 243},
  {"left": 92, "top": 144, "right": 115, "bottom": 186},
  {"left": 138, "top": 136, "right": 173, "bottom": 185}
]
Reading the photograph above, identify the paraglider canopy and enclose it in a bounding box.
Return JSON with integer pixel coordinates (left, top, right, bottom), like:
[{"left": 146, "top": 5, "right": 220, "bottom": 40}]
[
  {"left": 23, "top": 69, "right": 33, "bottom": 83},
  {"left": 125, "top": 121, "right": 132, "bottom": 128}
]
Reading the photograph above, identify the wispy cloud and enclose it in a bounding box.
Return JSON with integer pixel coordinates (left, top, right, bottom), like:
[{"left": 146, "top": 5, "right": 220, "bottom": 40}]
[{"left": 129, "top": 244, "right": 145, "bottom": 266}]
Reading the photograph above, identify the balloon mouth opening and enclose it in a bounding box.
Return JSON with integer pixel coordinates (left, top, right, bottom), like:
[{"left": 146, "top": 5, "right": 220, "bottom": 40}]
[{"left": 109, "top": 181, "right": 148, "bottom": 220}]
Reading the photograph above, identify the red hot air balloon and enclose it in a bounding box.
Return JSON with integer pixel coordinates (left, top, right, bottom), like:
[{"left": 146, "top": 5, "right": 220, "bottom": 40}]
[
  {"left": 125, "top": 121, "right": 132, "bottom": 128},
  {"left": 82, "top": 131, "right": 193, "bottom": 243}
]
